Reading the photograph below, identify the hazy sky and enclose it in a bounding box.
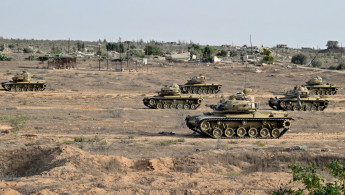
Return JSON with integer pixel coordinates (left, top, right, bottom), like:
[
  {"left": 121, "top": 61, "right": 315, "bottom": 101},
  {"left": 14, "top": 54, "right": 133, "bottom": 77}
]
[{"left": 1, "top": 0, "right": 344, "bottom": 48}]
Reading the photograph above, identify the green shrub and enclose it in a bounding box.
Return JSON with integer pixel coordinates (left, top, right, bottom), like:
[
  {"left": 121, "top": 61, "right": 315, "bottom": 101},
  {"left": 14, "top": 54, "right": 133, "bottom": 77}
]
[
  {"left": 312, "top": 60, "right": 322, "bottom": 67},
  {"left": 291, "top": 53, "right": 308, "bottom": 65},
  {"left": 23, "top": 47, "right": 34, "bottom": 53},
  {"left": 261, "top": 48, "right": 274, "bottom": 64},
  {"left": 74, "top": 136, "right": 86, "bottom": 142},
  {"left": 273, "top": 160, "right": 345, "bottom": 194},
  {"left": 0, "top": 54, "right": 11, "bottom": 61},
  {"left": 337, "top": 62, "right": 345, "bottom": 70}
]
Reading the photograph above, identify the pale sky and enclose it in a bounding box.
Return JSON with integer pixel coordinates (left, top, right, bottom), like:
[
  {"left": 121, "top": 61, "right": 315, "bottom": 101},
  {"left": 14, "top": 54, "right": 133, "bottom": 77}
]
[{"left": 1, "top": 0, "right": 344, "bottom": 48}]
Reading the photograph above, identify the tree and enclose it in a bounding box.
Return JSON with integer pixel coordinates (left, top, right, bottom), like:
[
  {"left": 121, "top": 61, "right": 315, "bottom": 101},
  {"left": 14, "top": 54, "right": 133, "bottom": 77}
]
[
  {"left": 202, "top": 45, "right": 215, "bottom": 62},
  {"left": 144, "top": 45, "right": 163, "bottom": 56},
  {"left": 291, "top": 53, "right": 308, "bottom": 65},
  {"left": 105, "top": 43, "right": 124, "bottom": 52},
  {"left": 217, "top": 50, "right": 228, "bottom": 57},
  {"left": 77, "top": 41, "right": 85, "bottom": 51},
  {"left": 326, "top": 41, "right": 339, "bottom": 49},
  {"left": 261, "top": 48, "right": 274, "bottom": 64}
]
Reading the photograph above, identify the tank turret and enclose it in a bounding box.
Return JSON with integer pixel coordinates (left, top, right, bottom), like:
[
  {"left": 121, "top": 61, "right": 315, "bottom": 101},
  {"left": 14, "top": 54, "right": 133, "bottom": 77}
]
[
  {"left": 158, "top": 83, "right": 181, "bottom": 96},
  {"left": 186, "top": 74, "right": 206, "bottom": 84},
  {"left": 186, "top": 90, "right": 293, "bottom": 139},
  {"left": 306, "top": 76, "right": 322, "bottom": 85}
]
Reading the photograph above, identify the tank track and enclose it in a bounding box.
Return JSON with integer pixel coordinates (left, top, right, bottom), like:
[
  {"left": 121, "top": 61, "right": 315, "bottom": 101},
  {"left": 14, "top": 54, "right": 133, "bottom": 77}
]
[
  {"left": 186, "top": 117, "right": 291, "bottom": 139},
  {"left": 179, "top": 85, "right": 221, "bottom": 94},
  {"left": 1, "top": 83, "right": 47, "bottom": 92},
  {"left": 143, "top": 97, "right": 202, "bottom": 110},
  {"left": 269, "top": 99, "right": 328, "bottom": 111}
]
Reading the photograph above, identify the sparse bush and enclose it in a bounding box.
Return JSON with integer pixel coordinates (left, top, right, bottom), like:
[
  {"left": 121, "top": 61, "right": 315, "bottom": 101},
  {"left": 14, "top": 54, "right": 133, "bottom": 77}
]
[
  {"left": 312, "top": 60, "right": 322, "bottom": 67},
  {"left": 217, "top": 50, "right": 228, "bottom": 57},
  {"left": 229, "top": 50, "right": 238, "bottom": 57},
  {"left": 336, "top": 62, "right": 345, "bottom": 70},
  {"left": 23, "top": 47, "right": 34, "bottom": 53},
  {"left": 291, "top": 53, "right": 308, "bottom": 65},
  {"left": 0, "top": 115, "right": 29, "bottom": 132},
  {"left": 159, "top": 139, "right": 185, "bottom": 146},
  {"left": 255, "top": 141, "right": 265, "bottom": 147}
]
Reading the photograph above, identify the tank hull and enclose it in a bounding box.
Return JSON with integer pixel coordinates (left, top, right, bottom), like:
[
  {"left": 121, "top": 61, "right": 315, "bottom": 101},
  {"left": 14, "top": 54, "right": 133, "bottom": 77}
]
[
  {"left": 179, "top": 83, "right": 222, "bottom": 94},
  {"left": 1, "top": 81, "right": 47, "bottom": 92},
  {"left": 268, "top": 97, "right": 328, "bottom": 111},
  {"left": 186, "top": 110, "right": 293, "bottom": 139},
  {"left": 302, "top": 85, "right": 339, "bottom": 95},
  {"left": 143, "top": 95, "right": 203, "bottom": 109}
]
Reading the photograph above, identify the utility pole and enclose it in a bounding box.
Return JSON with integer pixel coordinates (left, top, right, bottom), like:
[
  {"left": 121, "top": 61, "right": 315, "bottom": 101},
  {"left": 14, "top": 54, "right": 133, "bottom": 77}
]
[
  {"left": 68, "top": 38, "right": 70, "bottom": 54},
  {"left": 98, "top": 44, "right": 101, "bottom": 71},
  {"left": 250, "top": 35, "right": 253, "bottom": 55},
  {"left": 124, "top": 41, "right": 130, "bottom": 72},
  {"left": 146, "top": 41, "right": 148, "bottom": 72},
  {"left": 119, "top": 37, "right": 122, "bottom": 71}
]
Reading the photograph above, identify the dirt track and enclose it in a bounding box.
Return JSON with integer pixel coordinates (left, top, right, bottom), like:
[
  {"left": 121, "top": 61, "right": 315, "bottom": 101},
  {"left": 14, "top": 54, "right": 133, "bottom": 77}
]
[{"left": 0, "top": 60, "right": 344, "bottom": 194}]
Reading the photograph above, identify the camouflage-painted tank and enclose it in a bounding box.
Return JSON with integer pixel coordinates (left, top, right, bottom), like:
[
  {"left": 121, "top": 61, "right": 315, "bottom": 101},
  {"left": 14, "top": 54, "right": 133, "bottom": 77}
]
[
  {"left": 143, "top": 83, "right": 203, "bottom": 109},
  {"left": 268, "top": 85, "right": 328, "bottom": 111},
  {"left": 185, "top": 89, "right": 293, "bottom": 139},
  {"left": 1, "top": 71, "right": 47, "bottom": 92},
  {"left": 302, "top": 76, "right": 339, "bottom": 95},
  {"left": 179, "top": 74, "right": 222, "bottom": 94}
]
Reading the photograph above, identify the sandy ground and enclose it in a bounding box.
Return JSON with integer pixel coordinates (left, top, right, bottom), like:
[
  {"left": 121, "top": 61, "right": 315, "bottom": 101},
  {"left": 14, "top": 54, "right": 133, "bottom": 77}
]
[{"left": 0, "top": 59, "right": 344, "bottom": 194}]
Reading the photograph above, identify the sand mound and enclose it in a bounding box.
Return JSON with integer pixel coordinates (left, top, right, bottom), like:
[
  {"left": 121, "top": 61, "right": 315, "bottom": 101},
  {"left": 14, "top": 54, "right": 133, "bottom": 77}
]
[{"left": 1, "top": 145, "right": 344, "bottom": 194}]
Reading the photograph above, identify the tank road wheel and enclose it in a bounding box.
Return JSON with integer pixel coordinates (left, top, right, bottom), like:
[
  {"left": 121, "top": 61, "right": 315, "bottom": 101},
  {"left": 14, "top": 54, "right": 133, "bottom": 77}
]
[
  {"left": 212, "top": 128, "right": 222, "bottom": 138},
  {"left": 23, "top": 87, "right": 28, "bottom": 91},
  {"left": 310, "top": 105, "right": 316, "bottom": 111},
  {"left": 163, "top": 104, "right": 169, "bottom": 109},
  {"left": 286, "top": 105, "right": 292, "bottom": 111},
  {"left": 279, "top": 101, "right": 286, "bottom": 110},
  {"left": 182, "top": 87, "right": 187, "bottom": 93},
  {"left": 10, "top": 87, "right": 15, "bottom": 92},
  {"left": 271, "top": 128, "right": 280, "bottom": 138},
  {"left": 5, "top": 84, "right": 10, "bottom": 90},
  {"left": 200, "top": 120, "right": 211, "bottom": 131},
  {"left": 17, "top": 87, "right": 23, "bottom": 92},
  {"left": 192, "top": 89, "right": 197, "bottom": 94},
  {"left": 29, "top": 87, "right": 34, "bottom": 91},
  {"left": 208, "top": 89, "right": 212, "bottom": 94},
  {"left": 237, "top": 127, "right": 246, "bottom": 137},
  {"left": 177, "top": 104, "right": 183, "bottom": 109},
  {"left": 149, "top": 99, "right": 156, "bottom": 106},
  {"left": 283, "top": 120, "right": 291, "bottom": 129},
  {"left": 197, "top": 89, "right": 202, "bottom": 94},
  {"left": 328, "top": 91, "right": 332, "bottom": 95},
  {"left": 156, "top": 103, "right": 163, "bottom": 109},
  {"left": 190, "top": 104, "right": 197, "bottom": 110},
  {"left": 183, "top": 104, "right": 190, "bottom": 109},
  {"left": 33, "top": 87, "right": 38, "bottom": 91},
  {"left": 248, "top": 128, "right": 258, "bottom": 138},
  {"left": 212, "top": 89, "right": 217, "bottom": 94},
  {"left": 224, "top": 128, "right": 235, "bottom": 137},
  {"left": 260, "top": 128, "right": 269, "bottom": 138},
  {"left": 170, "top": 104, "right": 177, "bottom": 109}
]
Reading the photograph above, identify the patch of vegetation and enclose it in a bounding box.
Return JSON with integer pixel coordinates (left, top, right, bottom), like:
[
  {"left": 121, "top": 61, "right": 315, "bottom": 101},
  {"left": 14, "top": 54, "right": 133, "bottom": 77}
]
[
  {"left": 128, "top": 135, "right": 135, "bottom": 139},
  {"left": 144, "top": 44, "right": 163, "bottom": 56},
  {"left": 291, "top": 53, "right": 308, "bottom": 65},
  {"left": 329, "top": 62, "right": 345, "bottom": 70},
  {"left": 202, "top": 45, "right": 215, "bottom": 62},
  {"left": 255, "top": 141, "right": 265, "bottom": 147},
  {"left": 74, "top": 136, "right": 87, "bottom": 142},
  {"left": 273, "top": 160, "right": 345, "bottom": 194},
  {"left": 0, "top": 115, "right": 29, "bottom": 132},
  {"left": 158, "top": 139, "right": 185, "bottom": 146},
  {"left": 0, "top": 54, "right": 12, "bottom": 61},
  {"left": 219, "top": 172, "right": 240, "bottom": 177},
  {"left": 23, "top": 47, "right": 34, "bottom": 53}
]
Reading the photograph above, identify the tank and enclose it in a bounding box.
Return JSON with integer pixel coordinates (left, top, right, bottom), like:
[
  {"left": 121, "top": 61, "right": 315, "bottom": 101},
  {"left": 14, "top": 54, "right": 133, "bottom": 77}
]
[
  {"left": 1, "top": 71, "right": 47, "bottom": 92},
  {"left": 185, "top": 89, "right": 293, "bottom": 139},
  {"left": 268, "top": 85, "right": 328, "bottom": 111},
  {"left": 179, "top": 74, "right": 222, "bottom": 94},
  {"left": 143, "top": 83, "right": 203, "bottom": 109},
  {"left": 302, "top": 76, "right": 339, "bottom": 95}
]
